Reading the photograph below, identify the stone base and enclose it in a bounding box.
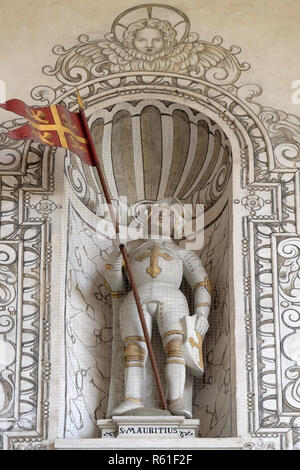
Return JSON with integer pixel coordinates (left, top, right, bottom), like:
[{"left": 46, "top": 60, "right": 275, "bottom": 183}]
[
  {"left": 97, "top": 415, "right": 200, "bottom": 439},
  {"left": 54, "top": 436, "right": 244, "bottom": 450},
  {"left": 55, "top": 415, "right": 244, "bottom": 450}
]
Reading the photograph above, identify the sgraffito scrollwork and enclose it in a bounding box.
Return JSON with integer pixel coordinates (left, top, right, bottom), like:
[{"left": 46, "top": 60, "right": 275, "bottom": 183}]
[
  {"left": 42, "top": 3, "right": 249, "bottom": 88},
  {"left": 0, "top": 2, "right": 300, "bottom": 450},
  {"left": 0, "top": 141, "right": 56, "bottom": 449}
]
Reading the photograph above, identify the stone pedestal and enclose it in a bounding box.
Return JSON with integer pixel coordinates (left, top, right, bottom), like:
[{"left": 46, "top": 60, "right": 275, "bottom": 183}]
[
  {"left": 97, "top": 416, "right": 200, "bottom": 439},
  {"left": 55, "top": 407, "right": 243, "bottom": 450},
  {"left": 55, "top": 417, "right": 244, "bottom": 449}
]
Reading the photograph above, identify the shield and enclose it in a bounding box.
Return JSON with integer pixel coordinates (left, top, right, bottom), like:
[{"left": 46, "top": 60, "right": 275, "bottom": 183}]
[{"left": 181, "top": 316, "right": 204, "bottom": 377}]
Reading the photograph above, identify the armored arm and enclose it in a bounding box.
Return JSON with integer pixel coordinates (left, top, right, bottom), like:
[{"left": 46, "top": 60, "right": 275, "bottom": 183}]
[
  {"left": 103, "top": 248, "right": 125, "bottom": 299},
  {"left": 180, "top": 249, "right": 212, "bottom": 336}
]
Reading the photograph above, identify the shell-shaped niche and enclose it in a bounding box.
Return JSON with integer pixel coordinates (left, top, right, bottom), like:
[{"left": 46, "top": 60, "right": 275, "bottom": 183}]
[
  {"left": 63, "top": 98, "right": 234, "bottom": 439},
  {"left": 65, "top": 99, "right": 232, "bottom": 219}
]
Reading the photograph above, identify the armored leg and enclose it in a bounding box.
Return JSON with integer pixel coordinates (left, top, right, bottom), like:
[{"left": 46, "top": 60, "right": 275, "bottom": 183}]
[
  {"left": 156, "top": 288, "right": 191, "bottom": 418},
  {"left": 123, "top": 336, "right": 147, "bottom": 401},
  {"left": 111, "top": 293, "right": 151, "bottom": 416},
  {"left": 162, "top": 332, "right": 191, "bottom": 418}
]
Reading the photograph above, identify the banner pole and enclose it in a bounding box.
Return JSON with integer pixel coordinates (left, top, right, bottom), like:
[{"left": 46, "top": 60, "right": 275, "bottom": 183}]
[{"left": 76, "top": 90, "right": 168, "bottom": 411}]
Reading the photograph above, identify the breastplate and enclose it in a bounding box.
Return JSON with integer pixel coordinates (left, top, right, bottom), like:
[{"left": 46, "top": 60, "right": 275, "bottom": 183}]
[{"left": 129, "top": 241, "right": 183, "bottom": 288}]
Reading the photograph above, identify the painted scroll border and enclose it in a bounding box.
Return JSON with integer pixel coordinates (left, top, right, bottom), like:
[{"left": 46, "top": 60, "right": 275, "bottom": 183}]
[
  {"left": 0, "top": 7, "right": 300, "bottom": 449},
  {"left": 0, "top": 144, "right": 55, "bottom": 450}
]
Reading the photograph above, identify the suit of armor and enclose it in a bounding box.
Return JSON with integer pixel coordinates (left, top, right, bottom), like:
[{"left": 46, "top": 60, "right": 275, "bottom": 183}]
[{"left": 104, "top": 238, "right": 211, "bottom": 418}]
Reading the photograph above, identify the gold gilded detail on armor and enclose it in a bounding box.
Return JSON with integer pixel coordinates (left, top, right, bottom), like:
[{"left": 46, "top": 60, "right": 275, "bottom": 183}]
[
  {"left": 162, "top": 330, "right": 184, "bottom": 340},
  {"left": 124, "top": 341, "right": 146, "bottom": 366},
  {"left": 104, "top": 280, "right": 123, "bottom": 299},
  {"left": 194, "top": 276, "right": 213, "bottom": 295},
  {"left": 123, "top": 336, "right": 146, "bottom": 343},
  {"left": 166, "top": 337, "right": 183, "bottom": 358},
  {"left": 189, "top": 333, "right": 204, "bottom": 370},
  {"left": 136, "top": 244, "right": 173, "bottom": 278},
  {"left": 105, "top": 260, "right": 125, "bottom": 270}
]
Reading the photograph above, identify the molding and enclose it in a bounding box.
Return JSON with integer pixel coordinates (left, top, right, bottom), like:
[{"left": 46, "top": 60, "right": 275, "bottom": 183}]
[{"left": 0, "top": 3, "right": 299, "bottom": 450}]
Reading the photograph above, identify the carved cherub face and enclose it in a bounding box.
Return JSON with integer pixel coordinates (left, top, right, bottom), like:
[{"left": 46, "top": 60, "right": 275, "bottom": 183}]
[
  {"left": 123, "top": 19, "right": 177, "bottom": 56},
  {"left": 133, "top": 27, "right": 165, "bottom": 54}
]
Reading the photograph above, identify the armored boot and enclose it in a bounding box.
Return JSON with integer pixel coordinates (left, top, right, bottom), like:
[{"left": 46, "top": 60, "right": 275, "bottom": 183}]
[{"left": 111, "top": 338, "right": 146, "bottom": 416}]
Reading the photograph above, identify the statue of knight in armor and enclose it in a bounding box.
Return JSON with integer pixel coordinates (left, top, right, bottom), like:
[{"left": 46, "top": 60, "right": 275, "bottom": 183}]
[{"left": 104, "top": 198, "right": 211, "bottom": 418}]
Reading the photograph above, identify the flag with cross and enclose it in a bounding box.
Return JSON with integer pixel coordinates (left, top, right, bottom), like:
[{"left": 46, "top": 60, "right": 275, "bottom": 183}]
[
  {"left": 0, "top": 98, "right": 93, "bottom": 165},
  {"left": 0, "top": 92, "right": 169, "bottom": 411}
]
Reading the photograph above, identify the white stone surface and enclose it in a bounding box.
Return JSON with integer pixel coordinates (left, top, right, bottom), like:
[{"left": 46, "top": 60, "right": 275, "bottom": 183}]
[
  {"left": 55, "top": 437, "right": 244, "bottom": 450},
  {"left": 0, "top": 1, "right": 299, "bottom": 452}
]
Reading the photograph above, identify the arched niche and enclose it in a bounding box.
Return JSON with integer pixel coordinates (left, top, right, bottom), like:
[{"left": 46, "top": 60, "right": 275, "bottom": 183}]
[
  {"left": 1, "top": 3, "right": 299, "bottom": 450},
  {"left": 1, "top": 71, "right": 298, "bottom": 452},
  {"left": 62, "top": 95, "right": 238, "bottom": 438}
]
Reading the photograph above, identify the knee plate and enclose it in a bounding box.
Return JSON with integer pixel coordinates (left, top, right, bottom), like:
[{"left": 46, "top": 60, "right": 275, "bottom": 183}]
[
  {"left": 123, "top": 337, "right": 146, "bottom": 368},
  {"left": 165, "top": 336, "right": 185, "bottom": 366}
]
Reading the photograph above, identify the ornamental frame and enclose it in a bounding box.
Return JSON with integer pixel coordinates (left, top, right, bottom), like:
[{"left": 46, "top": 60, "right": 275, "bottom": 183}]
[{"left": 0, "top": 4, "right": 299, "bottom": 450}]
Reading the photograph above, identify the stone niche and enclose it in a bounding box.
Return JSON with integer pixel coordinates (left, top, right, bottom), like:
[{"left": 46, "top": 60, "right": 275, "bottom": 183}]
[
  {"left": 1, "top": 2, "right": 300, "bottom": 452},
  {"left": 62, "top": 98, "right": 235, "bottom": 440}
]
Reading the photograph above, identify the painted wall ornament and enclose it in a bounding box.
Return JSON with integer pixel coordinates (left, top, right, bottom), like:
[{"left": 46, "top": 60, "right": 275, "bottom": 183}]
[
  {"left": 0, "top": 2, "right": 299, "bottom": 451},
  {"left": 103, "top": 198, "right": 211, "bottom": 417},
  {"left": 43, "top": 3, "right": 249, "bottom": 87}
]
